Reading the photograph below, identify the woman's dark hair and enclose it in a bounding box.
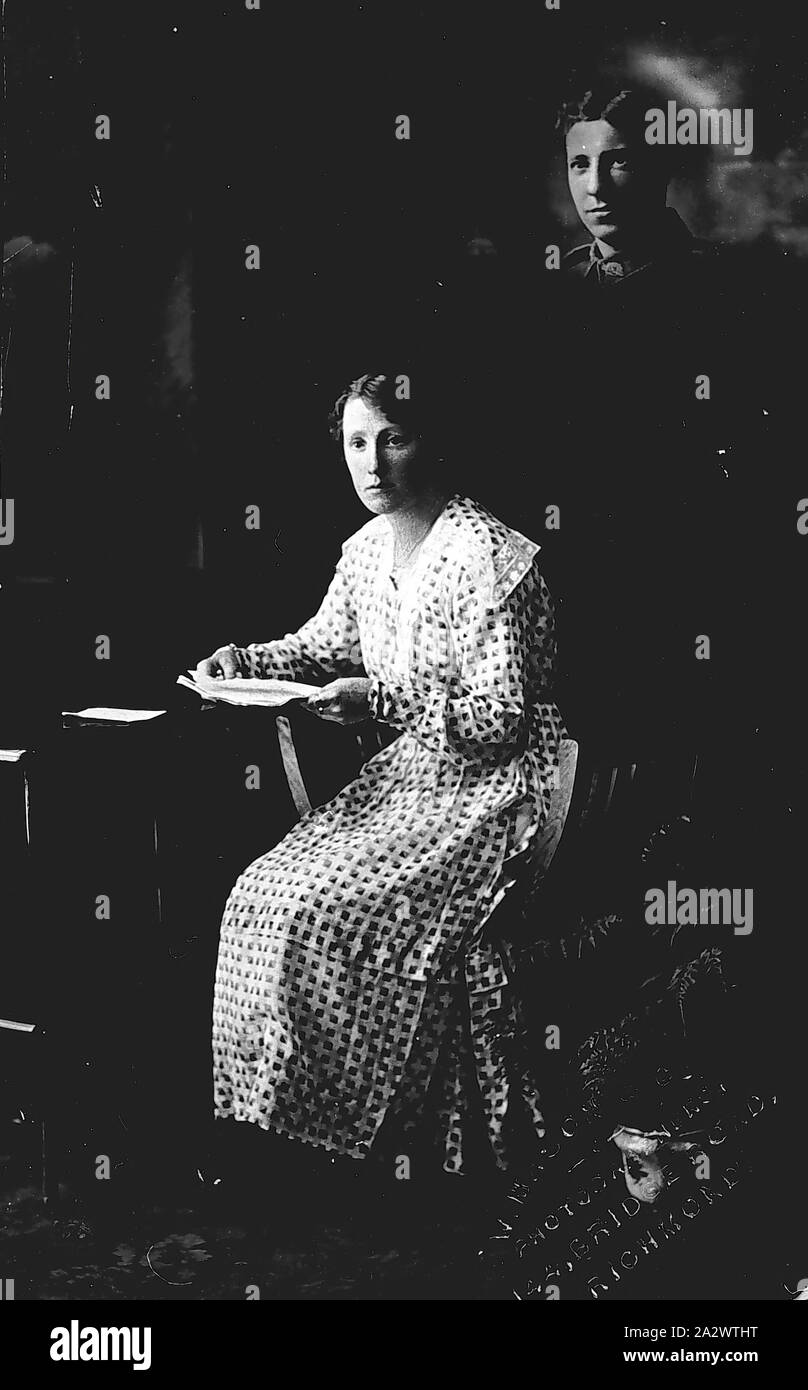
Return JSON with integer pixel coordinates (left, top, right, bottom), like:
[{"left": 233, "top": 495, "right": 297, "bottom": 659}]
[{"left": 328, "top": 372, "right": 436, "bottom": 445}]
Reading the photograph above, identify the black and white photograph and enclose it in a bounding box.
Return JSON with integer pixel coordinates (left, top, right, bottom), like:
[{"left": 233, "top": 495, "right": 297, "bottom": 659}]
[{"left": 1, "top": 0, "right": 806, "bottom": 1361}]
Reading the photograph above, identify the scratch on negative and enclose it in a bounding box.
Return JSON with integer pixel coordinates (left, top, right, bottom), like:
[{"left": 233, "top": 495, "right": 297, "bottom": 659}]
[{"left": 144, "top": 1243, "right": 194, "bottom": 1288}]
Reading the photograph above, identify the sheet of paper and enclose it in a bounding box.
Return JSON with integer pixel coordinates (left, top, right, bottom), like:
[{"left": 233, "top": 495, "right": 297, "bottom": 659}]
[
  {"left": 186, "top": 671, "right": 321, "bottom": 697},
  {"left": 177, "top": 673, "right": 320, "bottom": 707},
  {"left": 62, "top": 708, "right": 167, "bottom": 722}
]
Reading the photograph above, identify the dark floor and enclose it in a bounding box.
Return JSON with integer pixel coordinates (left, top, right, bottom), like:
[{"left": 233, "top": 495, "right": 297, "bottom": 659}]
[
  {"left": 1, "top": 1100, "right": 802, "bottom": 1302},
  {"left": 0, "top": 1110, "right": 508, "bottom": 1301}
]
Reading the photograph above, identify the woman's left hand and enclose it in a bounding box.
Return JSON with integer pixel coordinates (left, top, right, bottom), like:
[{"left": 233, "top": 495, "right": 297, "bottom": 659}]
[{"left": 305, "top": 677, "right": 372, "bottom": 725}]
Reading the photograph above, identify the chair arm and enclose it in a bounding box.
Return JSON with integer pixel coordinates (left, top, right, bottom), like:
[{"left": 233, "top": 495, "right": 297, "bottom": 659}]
[{"left": 275, "top": 715, "right": 313, "bottom": 819}]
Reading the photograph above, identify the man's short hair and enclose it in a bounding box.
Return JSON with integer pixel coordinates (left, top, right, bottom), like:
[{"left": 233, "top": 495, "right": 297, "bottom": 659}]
[
  {"left": 557, "top": 82, "right": 659, "bottom": 142},
  {"left": 557, "top": 80, "right": 680, "bottom": 181}
]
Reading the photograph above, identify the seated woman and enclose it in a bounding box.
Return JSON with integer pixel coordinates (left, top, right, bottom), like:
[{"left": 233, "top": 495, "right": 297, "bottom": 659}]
[{"left": 195, "top": 372, "right": 567, "bottom": 1182}]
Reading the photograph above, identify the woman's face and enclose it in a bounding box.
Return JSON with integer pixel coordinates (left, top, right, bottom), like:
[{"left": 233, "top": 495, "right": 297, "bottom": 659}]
[{"left": 342, "top": 396, "right": 425, "bottom": 514}]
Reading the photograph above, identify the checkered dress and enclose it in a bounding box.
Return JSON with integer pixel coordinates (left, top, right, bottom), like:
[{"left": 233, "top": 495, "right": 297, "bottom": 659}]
[{"left": 212, "top": 495, "right": 566, "bottom": 1172}]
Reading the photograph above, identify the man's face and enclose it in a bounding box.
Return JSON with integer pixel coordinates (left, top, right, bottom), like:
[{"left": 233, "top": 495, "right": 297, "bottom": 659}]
[
  {"left": 565, "top": 119, "right": 661, "bottom": 247},
  {"left": 342, "top": 396, "right": 423, "bottom": 514}
]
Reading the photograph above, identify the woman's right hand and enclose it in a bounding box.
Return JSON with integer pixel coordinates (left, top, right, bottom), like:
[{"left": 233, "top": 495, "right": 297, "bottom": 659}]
[{"left": 194, "top": 645, "right": 240, "bottom": 681}]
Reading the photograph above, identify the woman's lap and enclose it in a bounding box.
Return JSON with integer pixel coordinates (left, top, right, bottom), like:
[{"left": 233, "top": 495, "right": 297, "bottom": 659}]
[{"left": 211, "top": 753, "right": 536, "bottom": 1167}]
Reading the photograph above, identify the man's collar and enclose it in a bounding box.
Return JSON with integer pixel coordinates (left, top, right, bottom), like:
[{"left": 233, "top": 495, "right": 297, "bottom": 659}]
[{"left": 584, "top": 207, "right": 693, "bottom": 282}]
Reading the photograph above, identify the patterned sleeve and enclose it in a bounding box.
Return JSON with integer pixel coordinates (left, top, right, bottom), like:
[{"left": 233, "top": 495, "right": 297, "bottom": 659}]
[
  {"left": 368, "top": 555, "right": 566, "bottom": 767},
  {"left": 230, "top": 553, "right": 364, "bottom": 683}
]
